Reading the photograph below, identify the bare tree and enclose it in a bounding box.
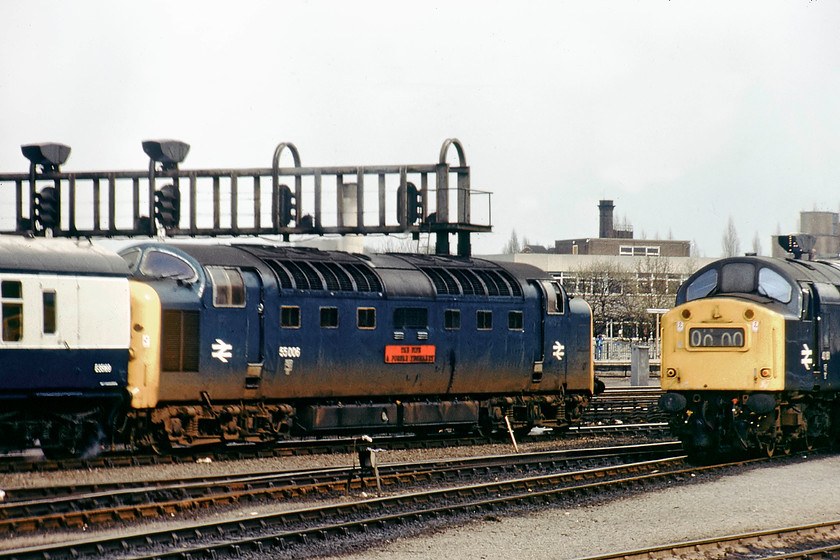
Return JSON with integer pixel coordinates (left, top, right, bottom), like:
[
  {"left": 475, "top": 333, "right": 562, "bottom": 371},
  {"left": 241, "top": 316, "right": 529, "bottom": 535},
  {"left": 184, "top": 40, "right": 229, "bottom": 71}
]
[
  {"left": 503, "top": 229, "right": 521, "bottom": 254},
  {"left": 752, "top": 231, "right": 763, "bottom": 256},
  {"left": 721, "top": 216, "right": 741, "bottom": 257},
  {"left": 571, "top": 259, "right": 634, "bottom": 336}
]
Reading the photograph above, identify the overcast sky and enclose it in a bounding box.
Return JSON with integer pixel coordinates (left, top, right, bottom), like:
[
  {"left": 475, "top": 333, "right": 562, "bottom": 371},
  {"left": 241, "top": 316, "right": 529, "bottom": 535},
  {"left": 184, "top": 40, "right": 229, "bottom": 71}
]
[{"left": 2, "top": 1, "right": 839, "bottom": 257}]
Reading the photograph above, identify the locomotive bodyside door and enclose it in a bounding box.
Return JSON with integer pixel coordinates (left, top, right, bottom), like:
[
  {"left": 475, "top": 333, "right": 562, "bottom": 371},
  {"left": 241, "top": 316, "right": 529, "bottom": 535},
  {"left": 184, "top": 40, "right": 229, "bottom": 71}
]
[{"left": 534, "top": 279, "right": 568, "bottom": 389}]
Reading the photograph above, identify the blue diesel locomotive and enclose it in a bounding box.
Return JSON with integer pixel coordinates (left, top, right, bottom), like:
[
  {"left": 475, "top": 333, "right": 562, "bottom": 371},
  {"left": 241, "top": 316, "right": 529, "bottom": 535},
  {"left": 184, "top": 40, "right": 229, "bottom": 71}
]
[
  {"left": 0, "top": 236, "right": 598, "bottom": 456},
  {"left": 659, "top": 236, "right": 840, "bottom": 457}
]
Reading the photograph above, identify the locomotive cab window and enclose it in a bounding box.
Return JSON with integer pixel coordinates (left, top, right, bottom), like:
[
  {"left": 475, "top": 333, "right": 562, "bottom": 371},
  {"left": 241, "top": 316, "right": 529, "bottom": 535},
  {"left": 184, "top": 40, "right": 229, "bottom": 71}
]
[
  {"left": 394, "top": 307, "right": 428, "bottom": 329},
  {"left": 357, "top": 307, "right": 376, "bottom": 329},
  {"left": 444, "top": 309, "right": 461, "bottom": 330},
  {"left": 540, "top": 280, "right": 565, "bottom": 314},
  {"left": 477, "top": 310, "right": 493, "bottom": 330},
  {"left": 281, "top": 306, "right": 300, "bottom": 328},
  {"left": 320, "top": 307, "right": 338, "bottom": 328},
  {"left": 757, "top": 268, "right": 792, "bottom": 304},
  {"left": 508, "top": 311, "right": 523, "bottom": 330},
  {"left": 685, "top": 268, "right": 718, "bottom": 301},
  {"left": 207, "top": 266, "right": 246, "bottom": 308},
  {"left": 1, "top": 280, "right": 22, "bottom": 342},
  {"left": 138, "top": 250, "right": 198, "bottom": 282}
]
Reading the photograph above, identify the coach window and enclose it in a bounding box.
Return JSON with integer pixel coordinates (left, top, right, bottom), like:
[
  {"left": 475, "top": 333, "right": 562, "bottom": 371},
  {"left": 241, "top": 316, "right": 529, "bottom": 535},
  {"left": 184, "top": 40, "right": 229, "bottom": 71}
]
[
  {"left": 281, "top": 306, "right": 300, "bottom": 328},
  {"left": 394, "top": 307, "right": 428, "bottom": 329},
  {"left": 207, "top": 266, "right": 246, "bottom": 308},
  {"left": 320, "top": 307, "right": 338, "bottom": 328},
  {"left": 43, "top": 291, "right": 56, "bottom": 334},
  {"left": 1, "top": 280, "right": 22, "bottom": 342},
  {"left": 444, "top": 309, "right": 461, "bottom": 330},
  {"left": 477, "top": 310, "right": 493, "bottom": 330},
  {"left": 357, "top": 307, "right": 376, "bottom": 329},
  {"left": 508, "top": 311, "right": 523, "bottom": 330}
]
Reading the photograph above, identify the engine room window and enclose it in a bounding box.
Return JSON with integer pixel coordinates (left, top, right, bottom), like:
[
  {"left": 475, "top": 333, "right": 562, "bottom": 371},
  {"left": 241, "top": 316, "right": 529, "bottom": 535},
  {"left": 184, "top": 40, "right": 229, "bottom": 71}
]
[
  {"left": 281, "top": 306, "right": 300, "bottom": 328},
  {"left": 357, "top": 307, "right": 376, "bottom": 329},
  {"left": 685, "top": 268, "right": 718, "bottom": 301},
  {"left": 43, "top": 291, "right": 56, "bottom": 334},
  {"left": 320, "top": 307, "right": 338, "bottom": 328},
  {"left": 444, "top": 309, "right": 461, "bottom": 330},
  {"left": 139, "top": 250, "right": 198, "bottom": 282},
  {"left": 508, "top": 311, "right": 523, "bottom": 330},
  {"left": 393, "top": 307, "right": 428, "bottom": 329},
  {"left": 477, "top": 310, "right": 493, "bottom": 330},
  {"left": 207, "top": 266, "right": 246, "bottom": 308},
  {"left": 1, "top": 280, "right": 22, "bottom": 342},
  {"left": 757, "top": 268, "right": 792, "bottom": 304}
]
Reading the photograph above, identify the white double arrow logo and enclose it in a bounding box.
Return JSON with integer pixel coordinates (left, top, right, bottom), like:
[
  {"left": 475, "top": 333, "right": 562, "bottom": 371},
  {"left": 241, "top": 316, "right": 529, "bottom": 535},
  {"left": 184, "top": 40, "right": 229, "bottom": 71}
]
[
  {"left": 552, "top": 341, "right": 565, "bottom": 361},
  {"left": 801, "top": 344, "right": 813, "bottom": 370},
  {"left": 211, "top": 339, "right": 234, "bottom": 363}
]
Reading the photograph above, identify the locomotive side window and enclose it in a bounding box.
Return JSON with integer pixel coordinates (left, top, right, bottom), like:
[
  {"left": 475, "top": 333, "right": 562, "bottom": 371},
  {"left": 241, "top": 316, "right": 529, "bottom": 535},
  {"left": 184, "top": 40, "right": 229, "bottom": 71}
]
[
  {"left": 757, "top": 268, "right": 792, "bottom": 303},
  {"left": 281, "top": 306, "right": 301, "bottom": 328},
  {"left": 394, "top": 307, "right": 428, "bottom": 329},
  {"left": 140, "top": 250, "right": 198, "bottom": 281},
  {"left": 42, "top": 291, "right": 56, "bottom": 334},
  {"left": 320, "top": 307, "right": 338, "bottom": 328},
  {"left": 1, "top": 280, "right": 22, "bottom": 342},
  {"left": 685, "top": 268, "right": 718, "bottom": 301},
  {"left": 444, "top": 309, "right": 461, "bottom": 330},
  {"left": 207, "top": 266, "right": 246, "bottom": 308},
  {"left": 508, "top": 311, "right": 523, "bottom": 330},
  {"left": 357, "top": 307, "right": 376, "bottom": 329},
  {"left": 477, "top": 310, "right": 493, "bottom": 330}
]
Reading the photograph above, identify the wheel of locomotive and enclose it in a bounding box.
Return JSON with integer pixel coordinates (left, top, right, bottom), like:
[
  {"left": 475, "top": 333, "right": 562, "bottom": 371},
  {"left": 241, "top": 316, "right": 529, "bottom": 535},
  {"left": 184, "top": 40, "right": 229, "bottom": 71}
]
[
  {"left": 758, "top": 437, "right": 775, "bottom": 457},
  {"left": 41, "top": 419, "right": 103, "bottom": 460},
  {"left": 133, "top": 423, "right": 172, "bottom": 455}
]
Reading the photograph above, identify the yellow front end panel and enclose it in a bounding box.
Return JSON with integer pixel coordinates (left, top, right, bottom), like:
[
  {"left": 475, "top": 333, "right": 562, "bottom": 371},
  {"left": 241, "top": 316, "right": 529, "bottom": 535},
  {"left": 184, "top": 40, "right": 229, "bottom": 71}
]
[
  {"left": 661, "top": 298, "right": 785, "bottom": 392},
  {"left": 127, "top": 281, "right": 162, "bottom": 409}
]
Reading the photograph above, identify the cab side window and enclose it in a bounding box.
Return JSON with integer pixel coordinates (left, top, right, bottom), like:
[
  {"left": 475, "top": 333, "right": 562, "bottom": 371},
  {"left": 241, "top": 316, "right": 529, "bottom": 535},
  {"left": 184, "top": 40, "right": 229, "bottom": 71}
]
[
  {"left": 541, "top": 280, "right": 565, "bottom": 314},
  {"left": 207, "top": 266, "right": 246, "bottom": 308}
]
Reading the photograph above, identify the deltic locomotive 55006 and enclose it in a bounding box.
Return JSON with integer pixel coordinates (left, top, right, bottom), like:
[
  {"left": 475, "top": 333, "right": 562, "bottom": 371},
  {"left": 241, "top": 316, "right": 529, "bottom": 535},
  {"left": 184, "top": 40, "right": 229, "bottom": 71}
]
[{"left": 0, "top": 235, "right": 598, "bottom": 457}]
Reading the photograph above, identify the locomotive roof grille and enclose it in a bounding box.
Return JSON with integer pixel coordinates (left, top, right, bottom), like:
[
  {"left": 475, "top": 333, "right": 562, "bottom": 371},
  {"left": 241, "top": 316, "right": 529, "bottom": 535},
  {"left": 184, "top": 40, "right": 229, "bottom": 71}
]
[
  {"left": 419, "top": 266, "right": 523, "bottom": 298},
  {"left": 265, "top": 257, "right": 381, "bottom": 293}
]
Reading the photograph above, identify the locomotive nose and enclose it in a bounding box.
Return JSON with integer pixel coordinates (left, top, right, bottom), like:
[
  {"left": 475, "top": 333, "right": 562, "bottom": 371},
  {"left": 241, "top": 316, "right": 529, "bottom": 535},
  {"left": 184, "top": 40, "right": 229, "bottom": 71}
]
[{"left": 659, "top": 392, "right": 687, "bottom": 413}]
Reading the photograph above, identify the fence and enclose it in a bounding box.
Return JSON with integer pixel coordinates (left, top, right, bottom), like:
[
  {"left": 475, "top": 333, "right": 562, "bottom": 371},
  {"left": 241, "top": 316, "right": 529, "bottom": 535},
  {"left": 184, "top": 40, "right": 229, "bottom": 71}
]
[{"left": 594, "top": 337, "right": 660, "bottom": 362}]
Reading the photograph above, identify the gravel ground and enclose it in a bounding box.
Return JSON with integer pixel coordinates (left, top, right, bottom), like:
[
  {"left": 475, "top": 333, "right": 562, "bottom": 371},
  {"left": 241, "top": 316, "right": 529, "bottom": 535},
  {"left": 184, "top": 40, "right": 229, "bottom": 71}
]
[{"left": 322, "top": 452, "right": 840, "bottom": 560}]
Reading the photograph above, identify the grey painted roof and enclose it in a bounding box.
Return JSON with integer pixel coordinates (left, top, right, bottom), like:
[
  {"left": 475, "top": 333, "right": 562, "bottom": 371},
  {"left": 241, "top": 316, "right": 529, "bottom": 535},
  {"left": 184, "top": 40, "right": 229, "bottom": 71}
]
[{"left": 0, "top": 236, "right": 129, "bottom": 275}]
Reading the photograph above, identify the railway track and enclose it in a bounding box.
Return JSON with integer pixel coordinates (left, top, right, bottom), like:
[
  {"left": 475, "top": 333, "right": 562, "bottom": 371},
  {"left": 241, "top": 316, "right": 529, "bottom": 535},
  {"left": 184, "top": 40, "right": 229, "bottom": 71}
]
[
  {"left": 574, "top": 519, "right": 840, "bottom": 559},
  {"left": 0, "top": 441, "right": 681, "bottom": 534},
  {"left": 0, "top": 388, "right": 666, "bottom": 474},
  {"left": 0, "top": 450, "right": 763, "bottom": 560}
]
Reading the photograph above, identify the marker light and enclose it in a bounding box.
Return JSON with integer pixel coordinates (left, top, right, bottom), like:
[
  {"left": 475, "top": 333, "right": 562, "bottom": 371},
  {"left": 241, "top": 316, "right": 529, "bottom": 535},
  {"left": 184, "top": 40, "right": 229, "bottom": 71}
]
[
  {"left": 666, "top": 368, "right": 677, "bottom": 378},
  {"left": 760, "top": 368, "right": 771, "bottom": 378}
]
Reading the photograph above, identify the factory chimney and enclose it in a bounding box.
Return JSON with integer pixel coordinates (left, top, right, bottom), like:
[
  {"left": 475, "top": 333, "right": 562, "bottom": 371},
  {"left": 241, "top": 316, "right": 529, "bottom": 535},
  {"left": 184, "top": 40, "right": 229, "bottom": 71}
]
[{"left": 599, "top": 200, "right": 615, "bottom": 239}]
